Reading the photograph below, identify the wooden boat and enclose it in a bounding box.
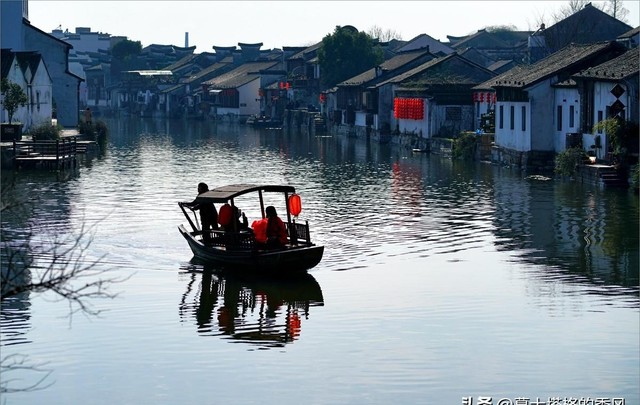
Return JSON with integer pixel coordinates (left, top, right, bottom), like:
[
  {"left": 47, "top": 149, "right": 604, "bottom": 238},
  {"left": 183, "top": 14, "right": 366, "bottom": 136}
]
[
  {"left": 178, "top": 184, "right": 324, "bottom": 274},
  {"left": 245, "top": 114, "right": 283, "bottom": 128}
]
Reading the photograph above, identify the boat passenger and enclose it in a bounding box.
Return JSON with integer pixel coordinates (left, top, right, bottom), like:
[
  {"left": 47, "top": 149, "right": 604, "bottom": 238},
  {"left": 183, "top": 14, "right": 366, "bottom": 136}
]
[
  {"left": 183, "top": 182, "right": 218, "bottom": 238},
  {"left": 265, "top": 206, "right": 288, "bottom": 248},
  {"left": 221, "top": 205, "right": 249, "bottom": 232}
]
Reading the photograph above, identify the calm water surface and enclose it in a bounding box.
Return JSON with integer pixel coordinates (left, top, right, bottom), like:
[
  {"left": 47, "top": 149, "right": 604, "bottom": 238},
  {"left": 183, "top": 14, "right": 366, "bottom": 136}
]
[{"left": 1, "top": 118, "right": 638, "bottom": 405}]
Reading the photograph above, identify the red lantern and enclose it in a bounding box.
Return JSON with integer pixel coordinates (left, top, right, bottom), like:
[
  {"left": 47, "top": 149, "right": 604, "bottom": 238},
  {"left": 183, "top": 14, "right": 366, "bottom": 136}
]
[
  {"left": 288, "top": 193, "right": 302, "bottom": 216},
  {"left": 218, "top": 203, "right": 233, "bottom": 227}
]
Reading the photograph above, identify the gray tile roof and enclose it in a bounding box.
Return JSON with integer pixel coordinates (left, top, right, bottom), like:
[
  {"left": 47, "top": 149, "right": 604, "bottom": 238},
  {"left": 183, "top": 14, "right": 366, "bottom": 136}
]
[
  {"left": 618, "top": 25, "right": 640, "bottom": 39},
  {"left": 573, "top": 48, "right": 639, "bottom": 80},
  {"left": 288, "top": 42, "right": 322, "bottom": 61},
  {"left": 338, "top": 50, "right": 432, "bottom": 87},
  {"left": 375, "top": 53, "right": 456, "bottom": 87},
  {"left": 482, "top": 41, "right": 621, "bottom": 89},
  {"left": 184, "top": 62, "right": 231, "bottom": 84},
  {"left": 202, "top": 61, "right": 280, "bottom": 89},
  {"left": 395, "top": 33, "right": 454, "bottom": 55}
]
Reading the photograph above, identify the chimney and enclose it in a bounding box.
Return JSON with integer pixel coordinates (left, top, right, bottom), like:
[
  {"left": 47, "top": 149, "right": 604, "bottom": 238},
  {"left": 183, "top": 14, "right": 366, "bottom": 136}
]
[{"left": 185, "top": 32, "right": 189, "bottom": 47}]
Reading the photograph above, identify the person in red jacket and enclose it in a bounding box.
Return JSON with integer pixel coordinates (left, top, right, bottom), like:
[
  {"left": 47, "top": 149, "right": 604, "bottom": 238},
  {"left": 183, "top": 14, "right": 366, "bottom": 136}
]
[{"left": 265, "top": 206, "right": 288, "bottom": 248}]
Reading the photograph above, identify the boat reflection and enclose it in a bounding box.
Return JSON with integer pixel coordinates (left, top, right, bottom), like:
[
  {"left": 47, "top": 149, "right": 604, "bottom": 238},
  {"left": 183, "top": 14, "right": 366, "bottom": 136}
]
[{"left": 178, "top": 262, "right": 324, "bottom": 348}]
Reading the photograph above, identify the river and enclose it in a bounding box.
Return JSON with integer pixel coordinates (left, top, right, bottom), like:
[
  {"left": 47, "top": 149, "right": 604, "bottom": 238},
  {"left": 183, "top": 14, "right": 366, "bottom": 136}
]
[{"left": 1, "top": 117, "right": 638, "bottom": 405}]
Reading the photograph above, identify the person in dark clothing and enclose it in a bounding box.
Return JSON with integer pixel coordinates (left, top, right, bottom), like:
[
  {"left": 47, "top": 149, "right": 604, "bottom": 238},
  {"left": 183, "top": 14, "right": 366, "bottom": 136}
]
[
  {"left": 265, "top": 206, "right": 288, "bottom": 248},
  {"left": 183, "top": 183, "right": 218, "bottom": 237}
]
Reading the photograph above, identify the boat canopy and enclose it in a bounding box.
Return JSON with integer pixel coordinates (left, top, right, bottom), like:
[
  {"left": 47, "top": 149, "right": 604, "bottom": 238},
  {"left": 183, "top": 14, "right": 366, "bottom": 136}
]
[{"left": 195, "top": 184, "right": 296, "bottom": 203}]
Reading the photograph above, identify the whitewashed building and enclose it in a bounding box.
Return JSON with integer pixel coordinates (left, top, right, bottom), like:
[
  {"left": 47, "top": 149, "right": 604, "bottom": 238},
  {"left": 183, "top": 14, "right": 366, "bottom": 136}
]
[
  {"left": 478, "top": 41, "right": 627, "bottom": 171},
  {"left": 1, "top": 49, "right": 53, "bottom": 130}
]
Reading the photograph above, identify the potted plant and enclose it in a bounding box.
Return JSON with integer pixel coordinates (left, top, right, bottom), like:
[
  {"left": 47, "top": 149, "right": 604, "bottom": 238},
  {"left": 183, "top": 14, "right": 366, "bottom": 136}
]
[{"left": 1, "top": 78, "right": 28, "bottom": 141}]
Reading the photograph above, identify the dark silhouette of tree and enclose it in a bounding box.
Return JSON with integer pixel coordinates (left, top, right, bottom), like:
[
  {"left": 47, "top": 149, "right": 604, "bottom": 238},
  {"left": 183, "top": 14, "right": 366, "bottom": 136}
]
[
  {"left": 1, "top": 184, "right": 128, "bottom": 393},
  {"left": 110, "top": 39, "right": 142, "bottom": 60},
  {"left": 110, "top": 39, "right": 144, "bottom": 82},
  {"left": 318, "top": 25, "right": 384, "bottom": 88}
]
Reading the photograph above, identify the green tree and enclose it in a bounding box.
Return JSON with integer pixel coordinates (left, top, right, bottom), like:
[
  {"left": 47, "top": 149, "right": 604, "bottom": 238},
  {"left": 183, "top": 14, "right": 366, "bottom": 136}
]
[
  {"left": 110, "top": 38, "right": 142, "bottom": 60},
  {"left": 318, "top": 25, "right": 384, "bottom": 88},
  {"left": 1, "top": 78, "right": 28, "bottom": 123},
  {"left": 110, "top": 39, "right": 144, "bottom": 81}
]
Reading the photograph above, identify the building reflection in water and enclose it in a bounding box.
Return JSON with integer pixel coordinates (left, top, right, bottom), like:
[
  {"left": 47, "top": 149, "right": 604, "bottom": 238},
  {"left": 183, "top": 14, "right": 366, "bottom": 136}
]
[{"left": 178, "top": 263, "right": 324, "bottom": 349}]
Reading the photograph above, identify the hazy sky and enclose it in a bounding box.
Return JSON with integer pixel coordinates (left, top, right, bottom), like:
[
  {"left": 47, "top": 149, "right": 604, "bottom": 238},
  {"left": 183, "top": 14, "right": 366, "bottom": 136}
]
[{"left": 28, "top": 1, "right": 640, "bottom": 51}]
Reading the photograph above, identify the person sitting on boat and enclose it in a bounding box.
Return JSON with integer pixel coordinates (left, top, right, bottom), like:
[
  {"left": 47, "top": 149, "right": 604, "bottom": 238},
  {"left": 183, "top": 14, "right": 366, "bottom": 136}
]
[
  {"left": 234, "top": 206, "right": 249, "bottom": 231},
  {"left": 183, "top": 183, "right": 218, "bottom": 237},
  {"left": 265, "top": 206, "right": 288, "bottom": 248},
  {"left": 221, "top": 205, "right": 249, "bottom": 232}
]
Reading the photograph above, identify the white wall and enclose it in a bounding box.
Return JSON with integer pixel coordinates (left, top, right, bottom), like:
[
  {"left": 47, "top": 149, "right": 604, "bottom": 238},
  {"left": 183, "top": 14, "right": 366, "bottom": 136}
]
[
  {"left": 494, "top": 100, "right": 531, "bottom": 151},
  {"left": 398, "top": 98, "right": 429, "bottom": 137},
  {"left": 239, "top": 79, "right": 261, "bottom": 117},
  {"left": 28, "top": 58, "right": 53, "bottom": 128},
  {"left": 590, "top": 81, "right": 631, "bottom": 154},
  {"left": 553, "top": 87, "right": 580, "bottom": 152}
]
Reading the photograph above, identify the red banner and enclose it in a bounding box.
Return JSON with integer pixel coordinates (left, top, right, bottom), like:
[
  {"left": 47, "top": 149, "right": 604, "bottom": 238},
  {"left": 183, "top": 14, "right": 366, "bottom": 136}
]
[{"left": 394, "top": 98, "right": 424, "bottom": 120}]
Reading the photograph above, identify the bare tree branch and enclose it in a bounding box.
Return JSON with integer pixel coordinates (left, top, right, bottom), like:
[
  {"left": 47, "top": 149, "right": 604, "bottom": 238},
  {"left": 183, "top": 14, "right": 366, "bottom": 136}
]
[
  {"left": 1, "top": 182, "right": 130, "bottom": 394},
  {"left": 367, "top": 25, "right": 403, "bottom": 42},
  {"left": 0, "top": 354, "right": 53, "bottom": 394}
]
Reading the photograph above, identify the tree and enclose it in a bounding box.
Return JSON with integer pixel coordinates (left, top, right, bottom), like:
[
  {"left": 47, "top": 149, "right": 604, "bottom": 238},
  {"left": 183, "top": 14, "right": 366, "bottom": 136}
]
[
  {"left": 110, "top": 39, "right": 144, "bottom": 82},
  {"left": 603, "top": 0, "right": 629, "bottom": 22},
  {"left": 1, "top": 185, "right": 127, "bottom": 393},
  {"left": 367, "top": 25, "right": 402, "bottom": 42},
  {"left": 1, "top": 194, "right": 124, "bottom": 313},
  {"left": 318, "top": 25, "right": 384, "bottom": 89},
  {"left": 1, "top": 78, "right": 28, "bottom": 124},
  {"left": 483, "top": 24, "right": 518, "bottom": 32},
  {"left": 551, "top": 0, "right": 629, "bottom": 23},
  {"left": 110, "top": 38, "right": 142, "bottom": 60}
]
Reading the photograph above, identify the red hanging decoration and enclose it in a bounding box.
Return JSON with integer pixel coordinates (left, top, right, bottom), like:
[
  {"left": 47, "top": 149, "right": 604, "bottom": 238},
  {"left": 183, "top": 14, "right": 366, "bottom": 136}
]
[{"left": 288, "top": 194, "right": 302, "bottom": 216}]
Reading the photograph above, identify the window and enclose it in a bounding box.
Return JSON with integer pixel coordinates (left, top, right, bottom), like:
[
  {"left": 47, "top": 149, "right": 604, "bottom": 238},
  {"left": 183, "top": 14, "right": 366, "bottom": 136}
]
[
  {"left": 557, "top": 105, "right": 562, "bottom": 131},
  {"left": 569, "top": 105, "right": 575, "bottom": 128},
  {"left": 510, "top": 106, "right": 514, "bottom": 130},
  {"left": 597, "top": 111, "right": 603, "bottom": 133},
  {"left": 499, "top": 105, "right": 504, "bottom": 129},
  {"left": 521, "top": 106, "right": 526, "bottom": 131}
]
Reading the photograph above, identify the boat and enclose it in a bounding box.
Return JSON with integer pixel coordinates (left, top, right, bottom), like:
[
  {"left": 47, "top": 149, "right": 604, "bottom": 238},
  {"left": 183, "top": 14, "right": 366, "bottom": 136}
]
[
  {"left": 178, "top": 184, "right": 324, "bottom": 274},
  {"left": 245, "top": 114, "right": 283, "bottom": 128}
]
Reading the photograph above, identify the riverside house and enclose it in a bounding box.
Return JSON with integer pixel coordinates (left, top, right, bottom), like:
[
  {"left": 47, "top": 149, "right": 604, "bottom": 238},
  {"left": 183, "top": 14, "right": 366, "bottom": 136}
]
[
  {"left": 201, "top": 60, "right": 285, "bottom": 121},
  {"left": 475, "top": 41, "right": 628, "bottom": 172},
  {"left": 375, "top": 53, "right": 495, "bottom": 144},
  {"left": 1, "top": 0, "right": 82, "bottom": 128},
  {"left": 330, "top": 48, "right": 437, "bottom": 136},
  {"left": 1, "top": 49, "right": 53, "bottom": 132},
  {"left": 571, "top": 48, "right": 640, "bottom": 163}
]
